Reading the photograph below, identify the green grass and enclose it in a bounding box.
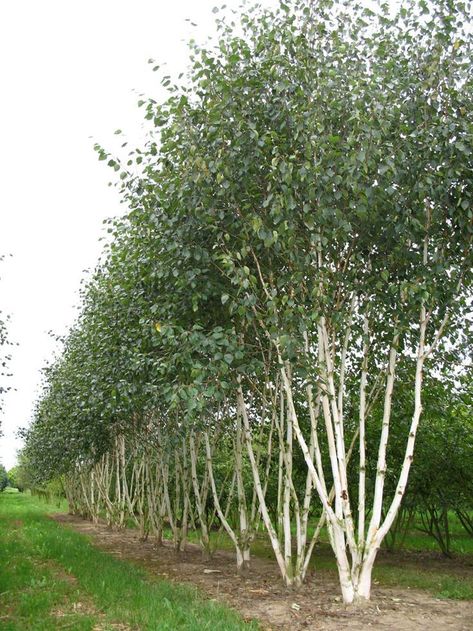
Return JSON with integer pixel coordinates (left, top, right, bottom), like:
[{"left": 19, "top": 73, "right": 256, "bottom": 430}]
[
  {"left": 372, "top": 563, "right": 473, "bottom": 600},
  {"left": 398, "top": 514, "right": 473, "bottom": 556},
  {"left": 0, "top": 491, "right": 258, "bottom": 630}
]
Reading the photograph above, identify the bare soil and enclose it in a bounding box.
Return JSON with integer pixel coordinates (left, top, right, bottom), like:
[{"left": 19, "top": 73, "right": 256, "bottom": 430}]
[{"left": 51, "top": 514, "right": 473, "bottom": 631}]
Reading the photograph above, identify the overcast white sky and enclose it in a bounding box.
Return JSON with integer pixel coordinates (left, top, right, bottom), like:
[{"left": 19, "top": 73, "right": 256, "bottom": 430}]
[{"left": 0, "top": 0, "right": 277, "bottom": 471}]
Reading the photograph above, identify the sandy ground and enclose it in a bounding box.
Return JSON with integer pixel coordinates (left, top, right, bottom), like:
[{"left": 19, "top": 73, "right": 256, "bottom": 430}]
[{"left": 52, "top": 514, "right": 473, "bottom": 631}]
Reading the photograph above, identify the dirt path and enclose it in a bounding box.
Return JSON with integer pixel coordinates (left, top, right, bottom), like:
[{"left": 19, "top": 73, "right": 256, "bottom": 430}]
[{"left": 52, "top": 514, "right": 473, "bottom": 631}]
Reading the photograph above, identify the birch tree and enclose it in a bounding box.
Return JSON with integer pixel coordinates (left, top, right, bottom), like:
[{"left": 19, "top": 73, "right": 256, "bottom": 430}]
[
  {"left": 115, "top": 0, "right": 472, "bottom": 601},
  {"left": 23, "top": 0, "right": 473, "bottom": 607}
]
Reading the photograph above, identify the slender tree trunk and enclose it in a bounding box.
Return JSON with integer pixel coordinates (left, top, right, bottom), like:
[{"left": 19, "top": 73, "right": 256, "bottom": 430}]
[
  {"left": 238, "top": 386, "right": 293, "bottom": 585},
  {"left": 189, "top": 432, "right": 211, "bottom": 559}
]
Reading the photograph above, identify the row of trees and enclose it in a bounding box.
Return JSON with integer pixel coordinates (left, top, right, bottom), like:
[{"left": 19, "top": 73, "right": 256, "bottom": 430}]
[
  {"left": 7, "top": 453, "right": 34, "bottom": 493},
  {"left": 0, "top": 463, "right": 27, "bottom": 492},
  {"left": 23, "top": 0, "right": 472, "bottom": 604}
]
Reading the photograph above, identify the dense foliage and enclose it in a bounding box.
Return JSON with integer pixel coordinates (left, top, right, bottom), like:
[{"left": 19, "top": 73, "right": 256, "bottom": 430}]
[
  {"left": 7, "top": 452, "right": 35, "bottom": 493},
  {"left": 23, "top": 0, "right": 473, "bottom": 603}
]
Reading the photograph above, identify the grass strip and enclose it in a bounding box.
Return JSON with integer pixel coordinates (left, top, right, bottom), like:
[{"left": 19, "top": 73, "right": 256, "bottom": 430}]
[{"left": 0, "top": 491, "right": 258, "bottom": 630}]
